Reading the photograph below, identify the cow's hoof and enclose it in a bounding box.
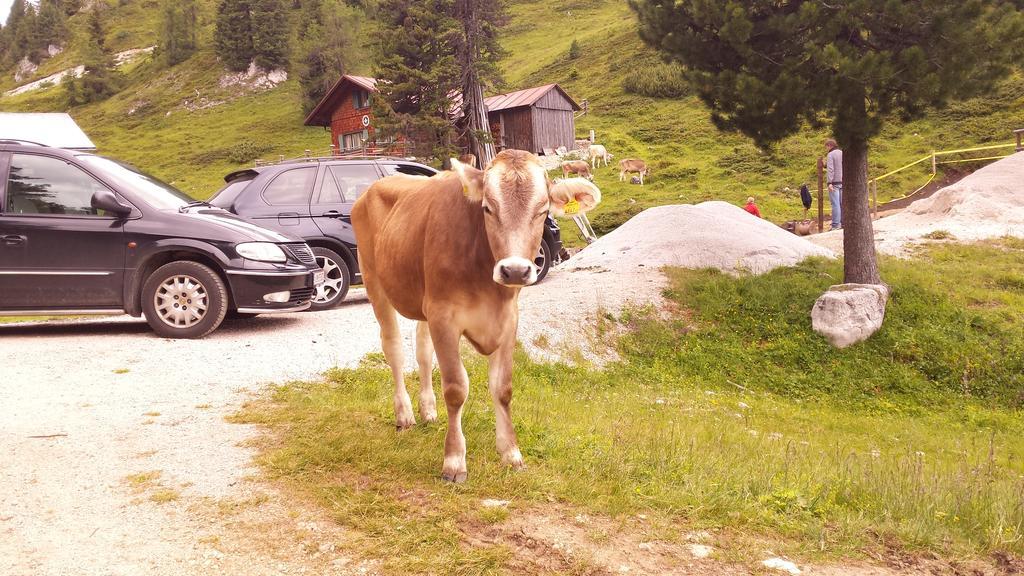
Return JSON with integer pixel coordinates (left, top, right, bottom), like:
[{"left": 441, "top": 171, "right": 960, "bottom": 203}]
[
  {"left": 395, "top": 417, "right": 416, "bottom": 431},
  {"left": 441, "top": 470, "right": 468, "bottom": 484},
  {"left": 419, "top": 409, "right": 437, "bottom": 424},
  {"left": 502, "top": 450, "right": 525, "bottom": 470}
]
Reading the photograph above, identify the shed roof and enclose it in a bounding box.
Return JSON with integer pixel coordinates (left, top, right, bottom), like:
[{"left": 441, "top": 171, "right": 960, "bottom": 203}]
[
  {"left": 0, "top": 112, "right": 96, "bottom": 150},
  {"left": 483, "top": 84, "right": 580, "bottom": 112},
  {"left": 304, "top": 75, "right": 379, "bottom": 127}
]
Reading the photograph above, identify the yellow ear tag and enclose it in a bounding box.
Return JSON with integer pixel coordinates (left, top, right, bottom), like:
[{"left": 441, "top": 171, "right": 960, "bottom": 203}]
[{"left": 563, "top": 199, "right": 581, "bottom": 216}]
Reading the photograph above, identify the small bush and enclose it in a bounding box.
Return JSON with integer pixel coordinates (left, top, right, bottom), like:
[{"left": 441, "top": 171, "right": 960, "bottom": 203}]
[
  {"left": 568, "top": 39, "right": 580, "bottom": 60},
  {"left": 622, "top": 62, "right": 690, "bottom": 98},
  {"left": 227, "top": 141, "right": 272, "bottom": 164}
]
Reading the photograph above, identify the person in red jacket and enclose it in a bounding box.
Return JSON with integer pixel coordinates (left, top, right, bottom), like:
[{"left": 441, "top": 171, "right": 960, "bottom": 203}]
[{"left": 743, "top": 196, "right": 762, "bottom": 218}]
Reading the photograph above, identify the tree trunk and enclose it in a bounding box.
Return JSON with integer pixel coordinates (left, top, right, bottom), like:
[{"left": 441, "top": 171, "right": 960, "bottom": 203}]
[
  {"left": 456, "top": 0, "right": 496, "bottom": 167},
  {"left": 841, "top": 138, "right": 882, "bottom": 284}
]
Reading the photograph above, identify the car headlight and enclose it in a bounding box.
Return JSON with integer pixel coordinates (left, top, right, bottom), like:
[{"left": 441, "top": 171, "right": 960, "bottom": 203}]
[{"left": 236, "top": 242, "right": 287, "bottom": 263}]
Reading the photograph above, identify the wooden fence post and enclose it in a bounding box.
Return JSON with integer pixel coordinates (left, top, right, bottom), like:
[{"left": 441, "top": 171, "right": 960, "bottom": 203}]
[{"left": 817, "top": 156, "right": 825, "bottom": 233}]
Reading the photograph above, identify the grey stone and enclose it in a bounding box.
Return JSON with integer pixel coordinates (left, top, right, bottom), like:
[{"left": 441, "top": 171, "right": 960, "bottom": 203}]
[{"left": 811, "top": 283, "right": 889, "bottom": 348}]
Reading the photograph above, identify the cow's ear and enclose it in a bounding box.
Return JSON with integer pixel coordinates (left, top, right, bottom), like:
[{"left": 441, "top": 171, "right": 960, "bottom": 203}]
[
  {"left": 548, "top": 178, "right": 601, "bottom": 217},
  {"left": 450, "top": 157, "right": 484, "bottom": 200}
]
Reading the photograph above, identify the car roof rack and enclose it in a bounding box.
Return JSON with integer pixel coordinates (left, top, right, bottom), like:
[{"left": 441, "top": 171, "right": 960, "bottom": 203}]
[
  {"left": 253, "top": 145, "right": 418, "bottom": 168},
  {"left": 0, "top": 139, "right": 49, "bottom": 147}
]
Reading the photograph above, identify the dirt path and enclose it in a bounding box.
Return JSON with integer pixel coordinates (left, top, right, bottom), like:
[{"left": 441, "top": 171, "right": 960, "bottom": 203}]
[{"left": 0, "top": 290, "right": 411, "bottom": 576}]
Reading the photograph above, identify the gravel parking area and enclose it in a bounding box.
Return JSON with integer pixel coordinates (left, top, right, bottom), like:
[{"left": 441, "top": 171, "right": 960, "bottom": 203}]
[{"left": 0, "top": 289, "right": 414, "bottom": 576}]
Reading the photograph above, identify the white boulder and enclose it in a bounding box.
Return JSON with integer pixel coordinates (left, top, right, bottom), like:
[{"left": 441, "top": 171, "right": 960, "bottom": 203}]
[{"left": 811, "top": 283, "right": 889, "bottom": 348}]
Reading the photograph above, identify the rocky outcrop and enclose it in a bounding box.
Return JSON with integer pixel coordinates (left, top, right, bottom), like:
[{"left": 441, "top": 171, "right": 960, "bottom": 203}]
[{"left": 811, "top": 283, "right": 889, "bottom": 348}]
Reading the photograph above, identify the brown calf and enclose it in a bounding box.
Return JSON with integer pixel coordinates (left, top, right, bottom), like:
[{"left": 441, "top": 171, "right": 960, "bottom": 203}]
[
  {"left": 351, "top": 150, "right": 600, "bottom": 483},
  {"left": 561, "top": 160, "right": 593, "bottom": 180},
  {"left": 618, "top": 158, "right": 648, "bottom": 185}
]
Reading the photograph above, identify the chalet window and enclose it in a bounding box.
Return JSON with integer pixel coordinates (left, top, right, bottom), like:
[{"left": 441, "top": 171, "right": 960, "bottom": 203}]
[
  {"left": 341, "top": 131, "right": 364, "bottom": 151},
  {"left": 353, "top": 90, "right": 371, "bottom": 110}
]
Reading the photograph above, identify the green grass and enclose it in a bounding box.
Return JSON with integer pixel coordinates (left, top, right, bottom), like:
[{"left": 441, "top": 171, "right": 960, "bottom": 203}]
[{"left": 235, "top": 239, "right": 1024, "bottom": 574}]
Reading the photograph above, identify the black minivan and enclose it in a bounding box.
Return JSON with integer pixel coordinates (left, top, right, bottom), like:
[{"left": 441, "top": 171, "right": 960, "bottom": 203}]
[
  {"left": 0, "top": 142, "right": 323, "bottom": 338},
  {"left": 210, "top": 157, "right": 565, "bottom": 310}
]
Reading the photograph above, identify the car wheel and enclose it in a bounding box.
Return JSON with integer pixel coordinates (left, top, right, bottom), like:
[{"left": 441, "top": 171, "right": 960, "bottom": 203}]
[
  {"left": 311, "top": 247, "right": 351, "bottom": 311},
  {"left": 534, "top": 238, "right": 553, "bottom": 283},
  {"left": 142, "top": 261, "right": 228, "bottom": 339}
]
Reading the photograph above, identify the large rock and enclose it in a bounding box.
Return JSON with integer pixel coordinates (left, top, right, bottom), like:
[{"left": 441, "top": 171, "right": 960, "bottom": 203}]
[{"left": 811, "top": 284, "right": 889, "bottom": 348}]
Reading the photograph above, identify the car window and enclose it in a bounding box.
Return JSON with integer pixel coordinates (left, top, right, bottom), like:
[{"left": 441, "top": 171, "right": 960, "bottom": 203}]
[
  {"left": 6, "top": 154, "right": 111, "bottom": 216},
  {"left": 381, "top": 163, "right": 436, "bottom": 177},
  {"left": 210, "top": 177, "right": 254, "bottom": 208},
  {"left": 317, "top": 170, "right": 344, "bottom": 204},
  {"left": 262, "top": 167, "right": 316, "bottom": 205},
  {"left": 79, "top": 155, "right": 192, "bottom": 209},
  {"left": 325, "top": 164, "right": 379, "bottom": 203}
]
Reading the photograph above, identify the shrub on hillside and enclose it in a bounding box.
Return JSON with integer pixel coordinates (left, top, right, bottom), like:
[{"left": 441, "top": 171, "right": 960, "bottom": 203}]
[
  {"left": 227, "top": 140, "right": 272, "bottom": 164},
  {"left": 622, "top": 62, "right": 689, "bottom": 99}
]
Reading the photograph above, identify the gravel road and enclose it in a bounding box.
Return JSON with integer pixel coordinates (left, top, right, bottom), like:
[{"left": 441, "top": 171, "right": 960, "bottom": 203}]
[{"left": 0, "top": 289, "right": 414, "bottom": 576}]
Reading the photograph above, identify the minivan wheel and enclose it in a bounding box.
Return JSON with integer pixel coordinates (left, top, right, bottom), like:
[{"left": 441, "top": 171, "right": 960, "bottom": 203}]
[
  {"left": 310, "top": 247, "right": 351, "bottom": 311},
  {"left": 142, "top": 261, "right": 228, "bottom": 339},
  {"left": 535, "top": 238, "right": 553, "bottom": 283}
]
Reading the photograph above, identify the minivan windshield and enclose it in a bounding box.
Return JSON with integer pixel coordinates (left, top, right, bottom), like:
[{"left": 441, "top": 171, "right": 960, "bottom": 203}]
[{"left": 79, "top": 155, "right": 196, "bottom": 209}]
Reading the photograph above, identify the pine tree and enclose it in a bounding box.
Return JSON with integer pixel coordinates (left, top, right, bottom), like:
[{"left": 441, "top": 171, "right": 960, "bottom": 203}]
[
  {"left": 66, "top": 5, "right": 123, "bottom": 105},
  {"left": 36, "top": 0, "right": 69, "bottom": 52},
  {"left": 373, "top": 0, "right": 462, "bottom": 159},
  {"left": 296, "top": 0, "right": 362, "bottom": 113},
  {"left": 215, "top": 0, "right": 254, "bottom": 72},
  {"left": 630, "top": 0, "right": 1024, "bottom": 285},
  {"left": 158, "top": 0, "right": 198, "bottom": 66},
  {"left": 251, "top": 0, "right": 289, "bottom": 70}
]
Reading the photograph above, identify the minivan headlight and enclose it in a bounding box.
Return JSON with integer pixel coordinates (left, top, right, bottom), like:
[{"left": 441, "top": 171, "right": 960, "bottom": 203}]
[{"left": 236, "top": 242, "right": 287, "bottom": 263}]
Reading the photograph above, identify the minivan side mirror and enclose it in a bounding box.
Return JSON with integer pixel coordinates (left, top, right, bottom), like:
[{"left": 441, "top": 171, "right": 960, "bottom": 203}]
[{"left": 91, "top": 190, "right": 133, "bottom": 216}]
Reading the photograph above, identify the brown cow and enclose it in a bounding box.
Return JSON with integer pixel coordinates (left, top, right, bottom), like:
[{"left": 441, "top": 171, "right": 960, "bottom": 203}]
[
  {"left": 618, "top": 158, "right": 648, "bottom": 185},
  {"left": 352, "top": 150, "right": 600, "bottom": 483},
  {"left": 561, "top": 160, "right": 593, "bottom": 180}
]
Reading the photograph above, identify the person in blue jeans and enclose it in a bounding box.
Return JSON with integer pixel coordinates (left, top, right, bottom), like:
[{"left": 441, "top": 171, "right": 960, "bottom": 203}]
[{"left": 825, "top": 138, "right": 843, "bottom": 230}]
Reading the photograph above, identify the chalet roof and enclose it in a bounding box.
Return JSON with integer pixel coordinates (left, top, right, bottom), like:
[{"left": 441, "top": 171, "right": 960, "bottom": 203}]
[
  {"left": 304, "top": 75, "right": 379, "bottom": 127},
  {"left": 0, "top": 112, "right": 97, "bottom": 150},
  {"left": 483, "top": 84, "right": 581, "bottom": 112}
]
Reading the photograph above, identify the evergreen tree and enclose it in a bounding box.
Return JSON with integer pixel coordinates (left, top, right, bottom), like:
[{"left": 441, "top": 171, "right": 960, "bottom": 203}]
[
  {"left": 158, "top": 0, "right": 198, "bottom": 66},
  {"left": 215, "top": 0, "right": 254, "bottom": 72},
  {"left": 66, "top": 5, "right": 123, "bottom": 105},
  {"left": 251, "top": 0, "right": 289, "bottom": 70},
  {"left": 296, "top": 0, "right": 358, "bottom": 114},
  {"left": 36, "top": 0, "right": 70, "bottom": 51},
  {"left": 373, "top": 0, "right": 462, "bottom": 159},
  {"left": 630, "top": 0, "right": 1024, "bottom": 285}
]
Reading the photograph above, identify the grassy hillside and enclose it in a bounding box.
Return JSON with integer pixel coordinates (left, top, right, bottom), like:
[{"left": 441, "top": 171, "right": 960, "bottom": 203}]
[{"left": 1, "top": 0, "right": 1022, "bottom": 227}]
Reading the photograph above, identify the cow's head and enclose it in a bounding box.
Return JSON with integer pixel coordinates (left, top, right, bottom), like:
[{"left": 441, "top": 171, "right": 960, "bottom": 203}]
[{"left": 452, "top": 150, "right": 600, "bottom": 287}]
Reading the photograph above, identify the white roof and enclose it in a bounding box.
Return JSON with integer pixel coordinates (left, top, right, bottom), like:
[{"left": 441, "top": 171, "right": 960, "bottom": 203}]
[{"left": 0, "top": 112, "right": 97, "bottom": 150}]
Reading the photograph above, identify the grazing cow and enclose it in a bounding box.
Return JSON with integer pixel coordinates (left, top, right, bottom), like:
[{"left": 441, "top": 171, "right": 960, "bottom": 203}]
[
  {"left": 589, "top": 144, "right": 612, "bottom": 168},
  {"left": 618, "top": 158, "right": 648, "bottom": 185},
  {"left": 352, "top": 150, "right": 601, "bottom": 483},
  {"left": 561, "top": 160, "right": 593, "bottom": 180}
]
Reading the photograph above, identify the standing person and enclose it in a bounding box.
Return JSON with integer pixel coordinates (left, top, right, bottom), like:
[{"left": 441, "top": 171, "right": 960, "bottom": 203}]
[
  {"left": 825, "top": 138, "right": 843, "bottom": 230},
  {"left": 743, "top": 196, "right": 762, "bottom": 218}
]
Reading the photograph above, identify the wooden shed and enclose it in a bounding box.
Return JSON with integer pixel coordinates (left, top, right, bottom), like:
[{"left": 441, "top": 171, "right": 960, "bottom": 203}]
[{"left": 485, "top": 84, "right": 581, "bottom": 154}]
